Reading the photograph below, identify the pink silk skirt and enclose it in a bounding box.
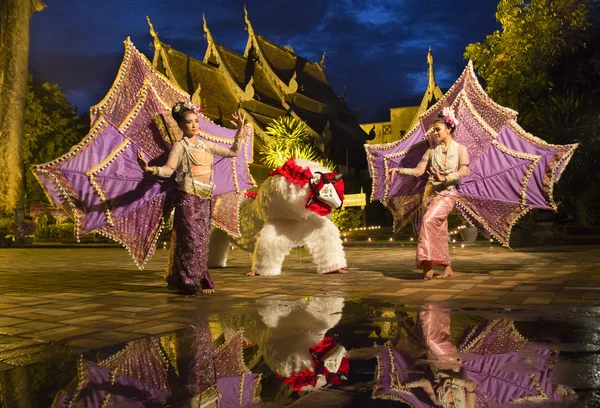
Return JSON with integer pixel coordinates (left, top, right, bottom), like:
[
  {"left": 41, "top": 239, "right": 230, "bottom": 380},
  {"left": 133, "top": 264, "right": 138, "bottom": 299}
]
[{"left": 416, "top": 188, "right": 458, "bottom": 268}]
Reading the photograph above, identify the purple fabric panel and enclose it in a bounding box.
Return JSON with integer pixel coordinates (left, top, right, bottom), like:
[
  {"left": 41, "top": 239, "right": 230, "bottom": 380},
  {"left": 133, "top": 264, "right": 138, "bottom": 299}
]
[
  {"left": 74, "top": 362, "right": 111, "bottom": 407},
  {"left": 463, "top": 352, "right": 539, "bottom": 403},
  {"left": 34, "top": 173, "right": 62, "bottom": 208},
  {"left": 216, "top": 377, "right": 242, "bottom": 408},
  {"left": 373, "top": 346, "right": 433, "bottom": 407},
  {"left": 458, "top": 144, "right": 530, "bottom": 205},
  {"left": 105, "top": 373, "right": 170, "bottom": 406},
  {"left": 497, "top": 127, "right": 557, "bottom": 208},
  {"left": 212, "top": 157, "right": 236, "bottom": 196},
  {"left": 532, "top": 349, "right": 565, "bottom": 402},
  {"left": 198, "top": 121, "right": 255, "bottom": 196},
  {"left": 89, "top": 143, "right": 173, "bottom": 231},
  {"left": 453, "top": 102, "right": 495, "bottom": 164},
  {"left": 58, "top": 125, "right": 125, "bottom": 231},
  {"left": 370, "top": 126, "right": 427, "bottom": 200},
  {"left": 241, "top": 374, "right": 259, "bottom": 405}
]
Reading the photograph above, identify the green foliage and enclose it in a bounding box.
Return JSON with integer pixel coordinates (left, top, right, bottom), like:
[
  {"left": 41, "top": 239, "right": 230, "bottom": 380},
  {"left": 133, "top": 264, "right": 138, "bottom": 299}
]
[
  {"left": 331, "top": 208, "right": 362, "bottom": 232},
  {"left": 23, "top": 76, "right": 88, "bottom": 208},
  {"left": 262, "top": 116, "right": 336, "bottom": 170},
  {"left": 0, "top": 217, "right": 13, "bottom": 235},
  {"left": 465, "top": 0, "right": 592, "bottom": 112},
  {"left": 35, "top": 223, "right": 75, "bottom": 240}
]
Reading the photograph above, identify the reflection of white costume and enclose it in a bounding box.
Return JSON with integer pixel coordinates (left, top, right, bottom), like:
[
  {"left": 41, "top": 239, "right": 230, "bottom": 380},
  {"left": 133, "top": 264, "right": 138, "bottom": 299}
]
[
  {"left": 222, "top": 297, "right": 345, "bottom": 380},
  {"left": 209, "top": 159, "right": 347, "bottom": 276}
]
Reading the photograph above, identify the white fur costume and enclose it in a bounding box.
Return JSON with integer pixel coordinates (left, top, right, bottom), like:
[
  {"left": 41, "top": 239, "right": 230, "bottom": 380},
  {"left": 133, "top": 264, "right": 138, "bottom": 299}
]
[
  {"left": 208, "top": 159, "right": 347, "bottom": 276},
  {"left": 221, "top": 297, "right": 345, "bottom": 379}
]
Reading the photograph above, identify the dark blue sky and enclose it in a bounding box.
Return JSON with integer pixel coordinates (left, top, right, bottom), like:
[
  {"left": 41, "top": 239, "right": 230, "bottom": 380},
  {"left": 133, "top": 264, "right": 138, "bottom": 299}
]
[{"left": 29, "top": 0, "right": 500, "bottom": 123}]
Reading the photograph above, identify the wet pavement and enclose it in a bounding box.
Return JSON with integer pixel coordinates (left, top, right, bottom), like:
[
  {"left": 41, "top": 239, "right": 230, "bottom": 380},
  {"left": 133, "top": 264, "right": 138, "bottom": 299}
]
[
  {"left": 0, "top": 245, "right": 599, "bottom": 406},
  {"left": 0, "top": 299, "right": 599, "bottom": 407}
]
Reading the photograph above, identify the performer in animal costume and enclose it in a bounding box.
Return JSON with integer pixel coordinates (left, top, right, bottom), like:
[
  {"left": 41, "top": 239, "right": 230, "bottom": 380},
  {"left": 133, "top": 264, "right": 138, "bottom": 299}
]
[
  {"left": 220, "top": 297, "right": 349, "bottom": 395},
  {"left": 208, "top": 158, "right": 348, "bottom": 276}
]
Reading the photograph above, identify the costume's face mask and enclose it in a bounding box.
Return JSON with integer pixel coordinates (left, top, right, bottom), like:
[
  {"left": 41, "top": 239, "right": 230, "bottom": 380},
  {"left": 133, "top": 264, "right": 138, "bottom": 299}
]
[{"left": 306, "top": 172, "right": 343, "bottom": 210}]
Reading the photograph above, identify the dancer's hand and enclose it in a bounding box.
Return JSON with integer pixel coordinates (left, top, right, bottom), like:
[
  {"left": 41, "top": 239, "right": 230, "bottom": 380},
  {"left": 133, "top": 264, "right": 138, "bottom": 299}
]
[
  {"left": 387, "top": 168, "right": 396, "bottom": 181},
  {"left": 431, "top": 168, "right": 447, "bottom": 182},
  {"left": 231, "top": 110, "right": 248, "bottom": 140},
  {"left": 137, "top": 150, "right": 149, "bottom": 173}
]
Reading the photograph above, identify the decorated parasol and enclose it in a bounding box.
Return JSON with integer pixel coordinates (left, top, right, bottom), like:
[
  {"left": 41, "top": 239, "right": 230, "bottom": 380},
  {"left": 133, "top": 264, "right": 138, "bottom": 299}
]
[
  {"left": 365, "top": 61, "right": 578, "bottom": 246},
  {"left": 33, "top": 38, "right": 255, "bottom": 269}
]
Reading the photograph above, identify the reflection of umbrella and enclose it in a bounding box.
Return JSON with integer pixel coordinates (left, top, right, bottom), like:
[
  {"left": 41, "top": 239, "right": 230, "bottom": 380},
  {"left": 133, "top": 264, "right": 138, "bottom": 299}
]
[
  {"left": 365, "top": 62, "right": 578, "bottom": 246},
  {"left": 51, "top": 328, "right": 261, "bottom": 407},
  {"left": 374, "top": 312, "right": 576, "bottom": 407},
  {"left": 33, "top": 39, "right": 254, "bottom": 269}
]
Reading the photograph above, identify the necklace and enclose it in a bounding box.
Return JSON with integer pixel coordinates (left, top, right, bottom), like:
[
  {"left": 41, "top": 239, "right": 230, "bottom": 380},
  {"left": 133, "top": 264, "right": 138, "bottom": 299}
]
[{"left": 186, "top": 137, "right": 204, "bottom": 150}]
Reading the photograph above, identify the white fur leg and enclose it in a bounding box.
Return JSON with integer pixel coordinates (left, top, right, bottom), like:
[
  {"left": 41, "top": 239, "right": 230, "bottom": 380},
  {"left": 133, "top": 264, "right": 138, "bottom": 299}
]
[
  {"left": 208, "top": 228, "right": 230, "bottom": 268},
  {"left": 304, "top": 219, "right": 347, "bottom": 274},
  {"left": 252, "top": 223, "right": 294, "bottom": 276}
]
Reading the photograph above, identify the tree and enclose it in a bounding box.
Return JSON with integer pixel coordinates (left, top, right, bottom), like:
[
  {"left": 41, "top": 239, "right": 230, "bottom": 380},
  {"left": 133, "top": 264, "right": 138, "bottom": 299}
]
[
  {"left": 23, "top": 76, "right": 88, "bottom": 207},
  {"left": 465, "top": 0, "right": 594, "bottom": 114},
  {"left": 465, "top": 0, "right": 600, "bottom": 225},
  {"left": 0, "top": 0, "right": 46, "bottom": 221}
]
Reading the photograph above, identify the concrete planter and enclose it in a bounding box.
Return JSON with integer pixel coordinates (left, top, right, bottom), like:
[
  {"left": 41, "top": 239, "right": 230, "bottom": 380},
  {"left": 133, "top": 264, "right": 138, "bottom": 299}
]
[{"left": 460, "top": 227, "right": 478, "bottom": 242}]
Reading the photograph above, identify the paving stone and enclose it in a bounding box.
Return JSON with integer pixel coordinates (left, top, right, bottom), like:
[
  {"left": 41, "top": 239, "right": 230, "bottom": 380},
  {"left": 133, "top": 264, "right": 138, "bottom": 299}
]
[{"left": 0, "top": 245, "right": 597, "bottom": 356}]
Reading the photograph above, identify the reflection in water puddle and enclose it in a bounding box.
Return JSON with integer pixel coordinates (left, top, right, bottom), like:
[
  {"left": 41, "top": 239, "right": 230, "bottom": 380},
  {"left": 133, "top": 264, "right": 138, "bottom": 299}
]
[{"left": 1, "top": 299, "right": 598, "bottom": 407}]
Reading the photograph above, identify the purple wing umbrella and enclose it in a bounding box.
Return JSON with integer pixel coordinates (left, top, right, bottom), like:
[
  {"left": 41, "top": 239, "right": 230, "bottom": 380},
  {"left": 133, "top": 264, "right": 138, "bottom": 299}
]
[
  {"left": 33, "top": 39, "right": 255, "bottom": 269},
  {"left": 365, "top": 61, "right": 578, "bottom": 246}
]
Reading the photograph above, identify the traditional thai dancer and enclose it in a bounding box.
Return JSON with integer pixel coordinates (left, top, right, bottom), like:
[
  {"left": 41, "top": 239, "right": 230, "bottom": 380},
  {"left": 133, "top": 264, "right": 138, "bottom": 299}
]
[
  {"left": 388, "top": 108, "right": 469, "bottom": 280},
  {"left": 137, "top": 102, "right": 247, "bottom": 294}
]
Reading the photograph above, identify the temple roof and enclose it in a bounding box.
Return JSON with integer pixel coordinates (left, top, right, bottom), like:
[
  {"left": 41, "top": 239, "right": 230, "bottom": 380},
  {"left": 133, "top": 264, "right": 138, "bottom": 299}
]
[
  {"left": 155, "top": 45, "right": 239, "bottom": 127},
  {"left": 255, "top": 35, "right": 296, "bottom": 84},
  {"left": 254, "top": 35, "right": 349, "bottom": 112},
  {"left": 148, "top": 13, "right": 369, "bottom": 170},
  {"left": 213, "top": 43, "right": 283, "bottom": 109}
]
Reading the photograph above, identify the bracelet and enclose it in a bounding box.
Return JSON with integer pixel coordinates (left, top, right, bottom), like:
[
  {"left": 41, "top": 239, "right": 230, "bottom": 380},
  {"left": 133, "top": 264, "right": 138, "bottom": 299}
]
[
  {"left": 446, "top": 172, "right": 459, "bottom": 183},
  {"left": 150, "top": 166, "right": 159, "bottom": 176}
]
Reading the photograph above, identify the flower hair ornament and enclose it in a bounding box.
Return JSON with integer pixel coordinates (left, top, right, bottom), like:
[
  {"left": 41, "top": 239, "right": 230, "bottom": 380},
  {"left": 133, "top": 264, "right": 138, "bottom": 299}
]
[
  {"left": 172, "top": 101, "right": 203, "bottom": 114},
  {"left": 440, "top": 106, "right": 459, "bottom": 128},
  {"left": 171, "top": 101, "right": 203, "bottom": 122}
]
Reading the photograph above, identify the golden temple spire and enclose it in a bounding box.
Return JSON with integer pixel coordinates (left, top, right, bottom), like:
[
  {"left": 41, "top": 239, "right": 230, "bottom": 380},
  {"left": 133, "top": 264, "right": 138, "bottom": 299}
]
[
  {"left": 203, "top": 14, "right": 214, "bottom": 45},
  {"left": 427, "top": 46, "right": 435, "bottom": 89},
  {"left": 319, "top": 51, "right": 326, "bottom": 69},
  {"left": 146, "top": 16, "right": 161, "bottom": 51},
  {"left": 244, "top": 5, "right": 254, "bottom": 37}
]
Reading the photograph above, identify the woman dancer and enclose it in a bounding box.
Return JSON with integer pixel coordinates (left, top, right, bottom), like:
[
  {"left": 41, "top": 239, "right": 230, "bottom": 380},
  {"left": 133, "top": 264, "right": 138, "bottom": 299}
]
[
  {"left": 388, "top": 108, "right": 469, "bottom": 280},
  {"left": 137, "top": 102, "right": 247, "bottom": 294}
]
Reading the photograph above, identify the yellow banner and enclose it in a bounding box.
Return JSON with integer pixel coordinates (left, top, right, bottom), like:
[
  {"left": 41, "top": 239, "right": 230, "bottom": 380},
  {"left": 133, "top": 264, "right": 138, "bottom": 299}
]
[{"left": 342, "top": 193, "right": 366, "bottom": 208}]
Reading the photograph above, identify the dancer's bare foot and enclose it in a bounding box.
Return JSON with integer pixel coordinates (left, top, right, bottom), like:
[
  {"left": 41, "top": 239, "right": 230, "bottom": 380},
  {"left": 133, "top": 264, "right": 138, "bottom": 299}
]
[
  {"left": 324, "top": 266, "right": 348, "bottom": 275},
  {"left": 201, "top": 288, "right": 215, "bottom": 294},
  {"left": 436, "top": 266, "right": 454, "bottom": 279},
  {"left": 246, "top": 271, "right": 260, "bottom": 276},
  {"left": 423, "top": 261, "right": 433, "bottom": 280}
]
